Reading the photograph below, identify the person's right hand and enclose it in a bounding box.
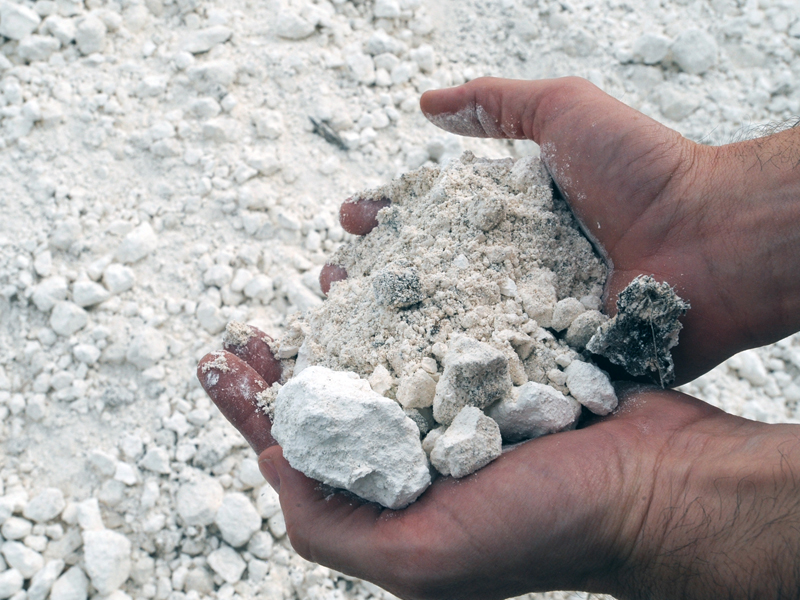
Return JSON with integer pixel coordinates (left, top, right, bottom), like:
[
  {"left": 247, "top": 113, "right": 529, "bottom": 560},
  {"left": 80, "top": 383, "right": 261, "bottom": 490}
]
[{"left": 419, "top": 77, "right": 800, "bottom": 385}]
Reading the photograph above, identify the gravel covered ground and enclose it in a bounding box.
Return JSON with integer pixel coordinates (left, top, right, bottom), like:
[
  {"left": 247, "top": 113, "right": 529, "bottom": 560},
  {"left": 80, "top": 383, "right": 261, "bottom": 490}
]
[{"left": 0, "top": 0, "right": 799, "bottom": 599}]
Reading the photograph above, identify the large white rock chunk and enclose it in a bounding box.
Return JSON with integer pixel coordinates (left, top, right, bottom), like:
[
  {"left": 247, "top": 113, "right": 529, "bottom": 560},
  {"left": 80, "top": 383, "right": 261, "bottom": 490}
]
[
  {"left": 272, "top": 366, "right": 431, "bottom": 509},
  {"left": 564, "top": 361, "right": 617, "bottom": 415},
  {"left": 214, "top": 493, "right": 261, "bottom": 547},
  {"left": 0, "top": 569, "right": 23, "bottom": 600},
  {"left": 176, "top": 474, "right": 223, "bottom": 526},
  {"left": 82, "top": 530, "right": 131, "bottom": 594},
  {"left": 430, "top": 407, "right": 502, "bottom": 478},
  {"left": 433, "top": 337, "right": 512, "bottom": 425},
  {"left": 671, "top": 28, "right": 717, "bottom": 75},
  {"left": 2, "top": 541, "right": 43, "bottom": 578},
  {"left": 487, "top": 382, "right": 581, "bottom": 442}
]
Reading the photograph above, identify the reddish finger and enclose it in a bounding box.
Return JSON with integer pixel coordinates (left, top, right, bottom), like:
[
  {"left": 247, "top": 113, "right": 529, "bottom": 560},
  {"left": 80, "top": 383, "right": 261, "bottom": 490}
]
[
  {"left": 339, "top": 196, "right": 391, "bottom": 236},
  {"left": 197, "top": 351, "right": 276, "bottom": 454},
  {"left": 222, "top": 323, "right": 282, "bottom": 385},
  {"left": 319, "top": 263, "right": 348, "bottom": 295}
]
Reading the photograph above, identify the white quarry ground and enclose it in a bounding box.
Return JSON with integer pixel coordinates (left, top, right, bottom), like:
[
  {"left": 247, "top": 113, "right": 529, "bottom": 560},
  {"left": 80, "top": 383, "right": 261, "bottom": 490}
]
[{"left": 0, "top": 0, "right": 798, "bottom": 599}]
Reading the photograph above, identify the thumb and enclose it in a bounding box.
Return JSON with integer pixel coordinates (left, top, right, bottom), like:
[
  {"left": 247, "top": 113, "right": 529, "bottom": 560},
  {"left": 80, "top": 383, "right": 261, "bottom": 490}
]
[{"left": 420, "top": 76, "right": 603, "bottom": 142}]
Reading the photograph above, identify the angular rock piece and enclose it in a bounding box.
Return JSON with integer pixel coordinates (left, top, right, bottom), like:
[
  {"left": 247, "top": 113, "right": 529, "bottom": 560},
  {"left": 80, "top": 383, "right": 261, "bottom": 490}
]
[
  {"left": 82, "top": 530, "right": 131, "bottom": 594},
  {"left": 564, "top": 310, "right": 607, "bottom": 350},
  {"left": 564, "top": 361, "right": 617, "bottom": 416},
  {"left": 550, "top": 297, "right": 585, "bottom": 332},
  {"left": 487, "top": 381, "right": 581, "bottom": 442},
  {"left": 586, "top": 275, "right": 689, "bottom": 386},
  {"left": 430, "top": 407, "right": 502, "bottom": 478},
  {"left": 396, "top": 369, "right": 436, "bottom": 409},
  {"left": 271, "top": 366, "right": 431, "bottom": 509},
  {"left": 372, "top": 263, "right": 424, "bottom": 308},
  {"left": 433, "top": 337, "right": 512, "bottom": 425}
]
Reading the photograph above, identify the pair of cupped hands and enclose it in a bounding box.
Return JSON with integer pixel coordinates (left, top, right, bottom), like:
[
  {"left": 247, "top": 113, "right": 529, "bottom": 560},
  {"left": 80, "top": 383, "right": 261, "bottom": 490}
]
[{"left": 198, "top": 77, "right": 800, "bottom": 600}]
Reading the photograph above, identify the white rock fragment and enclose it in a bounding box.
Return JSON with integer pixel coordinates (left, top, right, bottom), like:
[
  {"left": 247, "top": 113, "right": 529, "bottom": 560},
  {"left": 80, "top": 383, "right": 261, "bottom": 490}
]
[
  {"left": 396, "top": 369, "right": 436, "bottom": 409},
  {"left": 50, "top": 302, "right": 88, "bottom": 337},
  {"left": 181, "top": 25, "right": 231, "bottom": 53},
  {"left": 72, "top": 280, "right": 110, "bottom": 307},
  {"left": 487, "top": 382, "right": 581, "bottom": 442},
  {"left": 115, "top": 223, "right": 157, "bottom": 264},
  {"left": 207, "top": 545, "right": 246, "bottom": 584},
  {"left": 73, "top": 343, "right": 101, "bottom": 365},
  {"left": 139, "top": 447, "right": 170, "bottom": 474},
  {"left": 2, "top": 541, "right": 44, "bottom": 578},
  {"left": 243, "top": 274, "right": 274, "bottom": 302},
  {"left": 550, "top": 298, "right": 585, "bottom": 332},
  {"left": 0, "top": 569, "right": 23, "bottom": 600},
  {"left": 564, "top": 361, "right": 617, "bottom": 416},
  {"left": 74, "top": 15, "right": 106, "bottom": 55},
  {"left": 126, "top": 327, "right": 167, "bottom": 369},
  {"left": 1, "top": 517, "right": 30, "bottom": 540},
  {"left": 214, "top": 493, "right": 261, "bottom": 547},
  {"left": 671, "top": 28, "right": 717, "bottom": 75},
  {"left": 255, "top": 485, "right": 281, "bottom": 519},
  {"left": 274, "top": 10, "right": 315, "bottom": 40},
  {"left": 32, "top": 276, "right": 68, "bottom": 312},
  {"left": 247, "top": 531, "right": 273, "bottom": 560},
  {"left": 76, "top": 498, "right": 104, "bottom": 531},
  {"left": 82, "top": 530, "right": 131, "bottom": 594},
  {"left": 632, "top": 33, "right": 670, "bottom": 64},
  {"left": 272, "top": 366, "right": 431, "bottom": 509},
  {"left": 433, "top": 337, "right": 512, "bottom": 425},
  {"left": 0, "top": 1, "right": 41, "bottom": 40},
  {"left": 421, "top": 426, "right": 445, "bottom": 455},
  {"left": 176, "top": 475, "right": 223, "bottom": 526},
  {"left": 430, "top": 407, "right": 502, "bottom": 478},
  {"left": 103, "top": 264, "right": 135, "bottom": 294},
  {"left": 374, "top": 0, "right": 400, "bottom": 18},
  {"left": 564, "top": 310, "right": 608, "bottom": 350},
  {"left": 252, "top": 110, "right": 283, "bottom": 139},
  {"left": 268, "top": 512, "right": 286, "bottom": 537},
  {"left": 28, "top": 559, "right": 65, "bottom": 600},
  {"left": 23, "top": 488, "right": 64, "bottom": 522},
  {"left": 50, "top": 566, "right": 88, "bottom": 600},
  {"left": 17, "top": 34, "right": 61, "bottom": 62}
]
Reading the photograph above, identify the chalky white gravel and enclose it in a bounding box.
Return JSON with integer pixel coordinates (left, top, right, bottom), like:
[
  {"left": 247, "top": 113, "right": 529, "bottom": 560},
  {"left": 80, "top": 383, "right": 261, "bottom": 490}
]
[{"left": 0, "top": 0, "right": 798, "bottom": 599}]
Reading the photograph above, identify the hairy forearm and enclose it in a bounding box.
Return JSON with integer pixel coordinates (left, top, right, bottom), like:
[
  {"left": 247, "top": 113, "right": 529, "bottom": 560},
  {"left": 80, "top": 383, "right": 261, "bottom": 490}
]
[
  {"left": 619, "top": 419, "right": 800, "bottom": 600},
  {"left": 705, "top": 125, "right": 800, "bottom": 346}
]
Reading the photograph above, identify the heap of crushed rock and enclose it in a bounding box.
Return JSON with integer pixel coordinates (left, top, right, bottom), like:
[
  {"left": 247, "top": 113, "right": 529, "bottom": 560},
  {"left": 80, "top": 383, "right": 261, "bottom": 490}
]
[{"left": 253, "top": 152, "right": 676, "bottom": 509}]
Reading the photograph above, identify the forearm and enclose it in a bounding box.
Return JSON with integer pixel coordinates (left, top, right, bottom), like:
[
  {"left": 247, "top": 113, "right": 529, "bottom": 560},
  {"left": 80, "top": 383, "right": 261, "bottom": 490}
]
[
  {"left": 617, "top": 417, "right": 800, "bottom": 600},
  {"left": 704, "top": 126, "right": 800, "bottom": 347}
]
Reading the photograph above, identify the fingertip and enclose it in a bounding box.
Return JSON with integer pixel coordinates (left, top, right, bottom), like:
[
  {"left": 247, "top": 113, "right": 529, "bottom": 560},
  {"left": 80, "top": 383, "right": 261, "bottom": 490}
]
[
  {"left": 339, "top": 196, "right": 391, "bottom": 236},
  {"left": 223, "top": 323, "right": 282, "bottom": 385},
  {"left": 198, "top": 350, "right": 276, "bottom": 454},
  {"left": 320, "top": 263, "right": 347, "bottom": 295}
]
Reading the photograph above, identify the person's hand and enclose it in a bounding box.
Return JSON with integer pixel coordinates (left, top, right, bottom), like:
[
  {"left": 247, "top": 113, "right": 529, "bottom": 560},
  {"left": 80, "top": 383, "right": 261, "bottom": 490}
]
[
  {"left": 421, "top": 77, "right": 800, "bottom": 385},
  {"left": 198, "top": 338, "right": 800, "bottom": 600}
]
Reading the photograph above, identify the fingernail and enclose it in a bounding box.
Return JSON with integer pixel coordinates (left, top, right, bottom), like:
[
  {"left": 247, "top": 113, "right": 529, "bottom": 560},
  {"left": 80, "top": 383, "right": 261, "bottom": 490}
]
[{"left": 259, "top": 457, "right": 281, "bottom": 493}]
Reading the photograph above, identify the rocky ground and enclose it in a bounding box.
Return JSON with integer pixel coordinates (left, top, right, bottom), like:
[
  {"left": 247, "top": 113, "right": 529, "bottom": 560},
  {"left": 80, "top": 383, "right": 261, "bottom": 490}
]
[{"left": 0, "top": 0, "right": 798, "bottom": 599}]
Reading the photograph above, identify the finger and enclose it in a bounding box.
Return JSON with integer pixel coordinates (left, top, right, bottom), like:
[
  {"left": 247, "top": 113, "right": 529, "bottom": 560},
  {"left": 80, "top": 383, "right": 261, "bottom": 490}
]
[
  {"left": 222, "top": 323, "right": 282, "bottom": 385},
  {"left": 420, "top": 76, "right": 600, "bottom": 141},
  {"left": 339, "top": 196, "right": 391, "bottom": 236},
  {"left": 319, "top": 263, "right": 348, "bottom": 295},
  {"left": 197, "top": 351, "right": 276, "bottom": 454}
]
